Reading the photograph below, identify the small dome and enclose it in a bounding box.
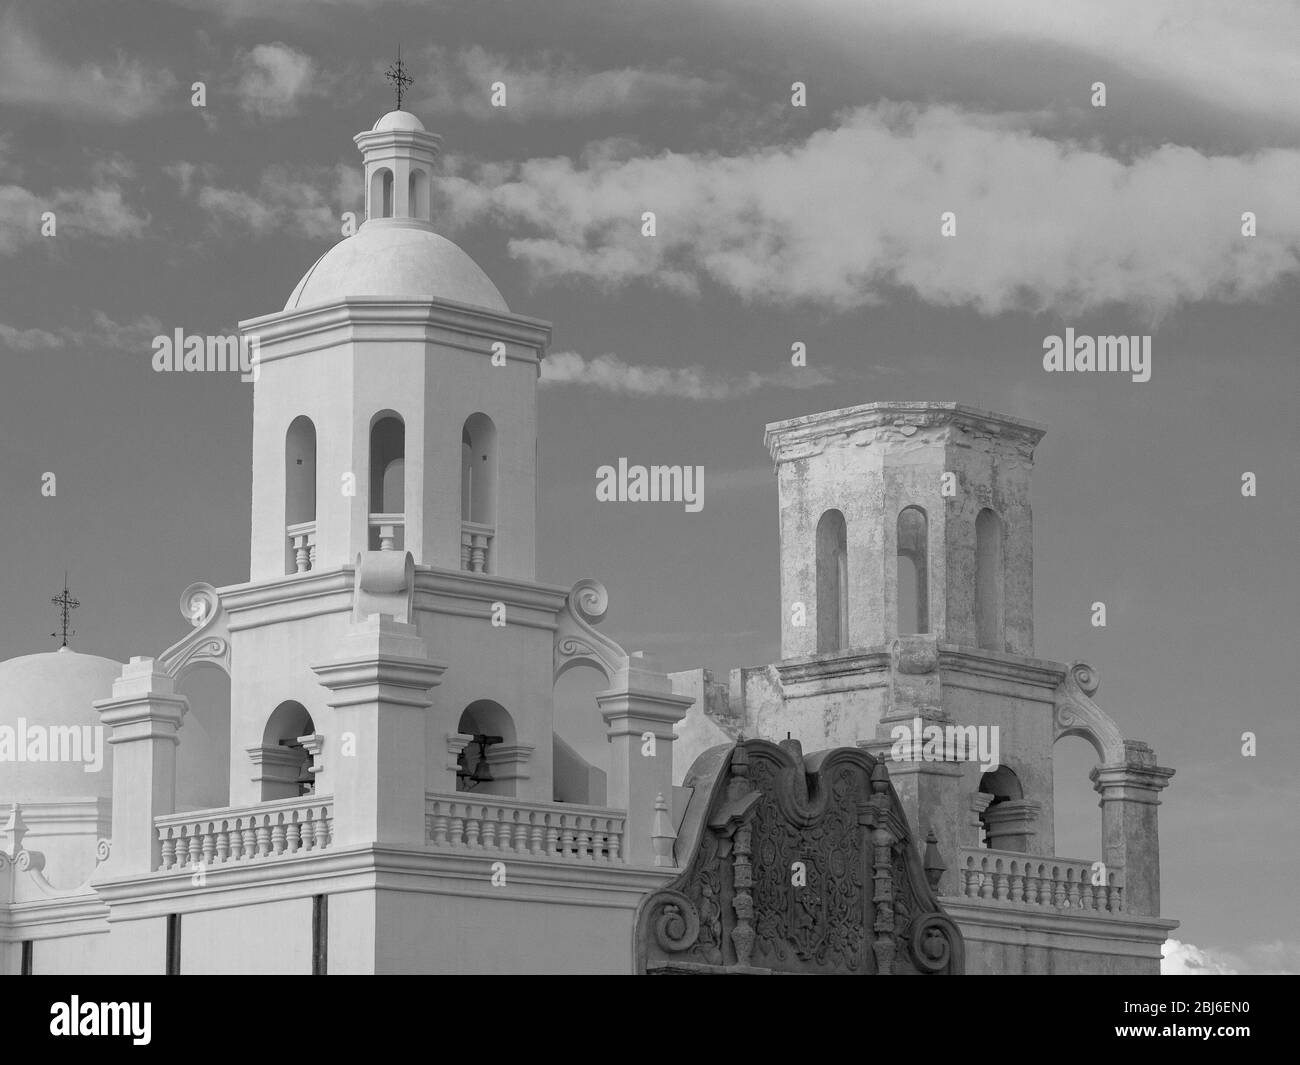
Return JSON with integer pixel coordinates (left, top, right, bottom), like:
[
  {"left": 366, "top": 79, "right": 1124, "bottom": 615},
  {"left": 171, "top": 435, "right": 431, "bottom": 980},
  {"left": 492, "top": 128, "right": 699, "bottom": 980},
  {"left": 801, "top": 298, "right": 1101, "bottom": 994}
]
[
  {"left": 0, "top": 648, "right": 121, "bottom": 804},
  {"left": 286, "top": 222, "right": 510, "bottom": 313},
  {"left": 373, "top": 109, "right": 426, "bottom": 132}
]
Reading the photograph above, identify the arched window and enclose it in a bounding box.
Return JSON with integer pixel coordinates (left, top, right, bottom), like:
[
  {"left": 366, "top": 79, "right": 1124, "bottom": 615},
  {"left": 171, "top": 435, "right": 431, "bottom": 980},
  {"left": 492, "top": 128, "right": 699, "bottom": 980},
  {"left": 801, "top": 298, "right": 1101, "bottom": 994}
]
[
  {"left": 460, "top": 413, "right": 497, "bottom": 573},
  {"left": 815, "top": 509, "right": 848, "bottom": 652},
  {"left": 285, "top": 416, "right": 316, "bottom": 574},
  {"left": 408, "top": 168, "right": 429, "bottom": 220},
  {"left": 455, "top": 700, "right": 517, "bottom": 797},
  {"left": 897, "top": 506, "right": 929, "bottom": 635},
  {"left": 369, "top": 167, "right": 394, "bottom": 219},
  {"left": 369, "top": 413, "right": 405, "bottom": 551},
  {"left": 255, "top": 700, "right": 316, "bottom": 801},
  {"left": 976, "top": 508, "right": 1004, "bottom": 651}
]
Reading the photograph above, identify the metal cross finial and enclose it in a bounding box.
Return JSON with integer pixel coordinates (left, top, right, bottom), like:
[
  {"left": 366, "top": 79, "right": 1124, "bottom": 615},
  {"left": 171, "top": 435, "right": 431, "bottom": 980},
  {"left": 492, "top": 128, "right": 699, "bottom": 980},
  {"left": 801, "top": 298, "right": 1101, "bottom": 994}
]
[
  {"left": 51, "top": 571, "right": 79, "bottom": 648},
  {"left": 384, "top": 46, "right": 413, "bottom": 110}
]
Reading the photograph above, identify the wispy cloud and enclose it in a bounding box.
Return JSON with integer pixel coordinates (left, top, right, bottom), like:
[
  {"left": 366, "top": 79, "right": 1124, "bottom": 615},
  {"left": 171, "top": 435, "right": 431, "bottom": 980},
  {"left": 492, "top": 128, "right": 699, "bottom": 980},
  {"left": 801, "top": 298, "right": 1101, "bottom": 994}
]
[
  {"left": 0, "top": 14, "right": 175, "bottom": 123},
  {"left": 441, "top": 103, "right": 1300, "bottom": 318},
  {"left": 416, "top": 46, "right": 719, "bottom": 121},
  {"left": 540, "top": 351, "right": 834, "bottom": 400},
  {"left": 231, "top": 42, "right": 317, "bottom": 118},
  {"left": 0, "top": 155, "right": 150, "bottom": 255},
  {"left": 758, "top": 0, "right": 1300, "bottom": 129},
  {"left": 0, "top": 312, "right": 165, "bottom": 352},
  {"left": 189, "top": 163, "right": 361, "bottom": 239}
]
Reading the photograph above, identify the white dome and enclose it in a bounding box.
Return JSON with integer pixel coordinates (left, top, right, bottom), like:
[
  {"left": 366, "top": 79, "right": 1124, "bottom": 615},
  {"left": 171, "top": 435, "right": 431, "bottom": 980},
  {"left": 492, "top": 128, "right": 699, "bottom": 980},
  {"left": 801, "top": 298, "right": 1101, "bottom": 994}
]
[
  {"left": 0, "top": 648, "right": 120, "bottom": 803},
  {"left": 286, "top": 222, "right": 509, "bottom": 313},
  {"left": 373, "top": 109, "right": 426, "bottom": 132}
]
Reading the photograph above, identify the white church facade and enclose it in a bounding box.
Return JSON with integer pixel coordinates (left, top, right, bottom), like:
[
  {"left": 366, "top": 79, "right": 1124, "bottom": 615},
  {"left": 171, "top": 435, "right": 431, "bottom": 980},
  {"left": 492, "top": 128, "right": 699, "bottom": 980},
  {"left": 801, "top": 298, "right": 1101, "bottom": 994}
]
[{"left": 0, "top": 108, "right": 1175, "bottom": 975}]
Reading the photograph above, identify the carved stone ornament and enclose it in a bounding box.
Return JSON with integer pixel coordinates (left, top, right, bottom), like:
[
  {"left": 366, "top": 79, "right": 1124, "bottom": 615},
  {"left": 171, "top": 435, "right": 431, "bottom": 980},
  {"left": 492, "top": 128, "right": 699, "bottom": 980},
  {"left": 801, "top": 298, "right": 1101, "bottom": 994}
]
[
  {"left": 553, "top": 578, "right": 630, "bottom": 683},
  {"left": 635, "top": 739, "right": 964, "bottom": 974},
  {"left": 1052, "top": 661, "right": 1125, "bottom": 764},
  {"left": 157, "top": 582, "right": 231, "bottom": 681}
]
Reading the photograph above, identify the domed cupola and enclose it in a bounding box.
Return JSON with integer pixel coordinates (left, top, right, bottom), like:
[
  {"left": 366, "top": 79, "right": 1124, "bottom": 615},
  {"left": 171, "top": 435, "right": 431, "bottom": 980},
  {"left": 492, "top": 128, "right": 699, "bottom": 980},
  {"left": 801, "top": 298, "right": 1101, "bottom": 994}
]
[{"left": 284, "top": 108, "right": 509, "bottom": 313}]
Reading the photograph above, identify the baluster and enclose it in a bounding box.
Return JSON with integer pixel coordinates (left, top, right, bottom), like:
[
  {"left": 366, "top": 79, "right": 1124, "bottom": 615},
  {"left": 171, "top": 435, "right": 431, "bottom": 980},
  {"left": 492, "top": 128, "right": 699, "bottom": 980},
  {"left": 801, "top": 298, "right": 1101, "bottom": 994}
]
[
  {"left": 159, "top": 828, "right": 177, "bottom": 870},
  {"left": 576, "top": 817, "right": 592, "bottom": 861},
  {"left": 430, "top": 802, "right": 449, "bottom": 846},
  {"left": 300, "top": 813, "right": 317, "bottom": 852},
  {"left": 464, "top": 807, "right": 483, "bottom": 849},
  {"left": 215, "top": 821, "right": 230, "bottom": 864},
  {"left": 1079, "top": 873, "right": 1095, "bottom": 910},
  {"left": 307, "top": 538, "right": 317, "bottom": 571},
  {"left": 560, "top": 816, "right": 576, "bottom": 859},
  {"left": 1008, "top": 861, "right": 1023, "bottom": 903},
  {"left": 513, "top": 814, "right": 530, "bottom": 854},
  {"left": 1051, "top": 867, "right": 1067, "bottom": 907},
  {"left": 286, "top": 812, "right": 302, "bottom": 853},
  {"left": 591, "top": 820, "right": 609, "bottom": 862},
  {"left": 319, "top": 807, "right": 332, "bottom": 849},
  {"left": 235, "top": 819, "right": 252, "bottom": 861},
  {"left": 186, "top": 828, "right": 202, "bottom": 869},
  {"left": 529, "top": 814, "right": 545, "bottom": 856},
  {"left": 1023, "top": 865, "right": 1039, "bottom": 905},
  {"left": 544, "top": 813, "right": 560, "bottom": 857},
  {"left": 481, "top": 808, "right": 498, "bottom": 851},
  {"left": 254, "top": 815, "right": 271, "bottom": 857},
  {"left": 978, "top": 858, "right": 993, "bottom": 899},
  {"left": 460, "top": 532, "right": 472, "bottom": 571},
  {"left": 201, "top": 823, "right": 217, "bottom": 867},
  {"left": 448, "top": 804, "right": 465, "bottom": 848},
  {"left": 993, "top": 859, "right": 1008, "bottom": 901},
  {"left": 270, "top": 814, "right": 287, "bottom": 855}
]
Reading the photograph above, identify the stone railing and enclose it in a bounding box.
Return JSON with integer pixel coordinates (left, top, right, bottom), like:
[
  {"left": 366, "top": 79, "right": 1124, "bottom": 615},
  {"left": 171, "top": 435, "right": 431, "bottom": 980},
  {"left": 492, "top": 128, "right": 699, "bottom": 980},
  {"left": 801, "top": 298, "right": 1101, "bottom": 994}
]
[
  {"left": 286, "top": 520, "right": 317, "bottom": 573},
  {"left": 460, "top": 521, "right": 494, "bottom": 573},
  {"left": 369, "top": 512, "right": 405, "bottom": 552},
  {"left": 155, "top": 796, "right": 333, "bottom": 871},
  {"left": 426, "top": 793, "right": 624, "bottom": 863},
  {"left": 955, "top": 846, "right": 1124, "bottom": 914}
]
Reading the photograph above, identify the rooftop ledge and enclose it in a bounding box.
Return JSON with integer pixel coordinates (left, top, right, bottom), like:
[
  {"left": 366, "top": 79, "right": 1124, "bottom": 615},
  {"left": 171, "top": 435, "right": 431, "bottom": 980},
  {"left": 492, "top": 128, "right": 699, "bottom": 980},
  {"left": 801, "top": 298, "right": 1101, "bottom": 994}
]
[{"left": 764, "top": 401, "right": 1048, "bottom": 461}]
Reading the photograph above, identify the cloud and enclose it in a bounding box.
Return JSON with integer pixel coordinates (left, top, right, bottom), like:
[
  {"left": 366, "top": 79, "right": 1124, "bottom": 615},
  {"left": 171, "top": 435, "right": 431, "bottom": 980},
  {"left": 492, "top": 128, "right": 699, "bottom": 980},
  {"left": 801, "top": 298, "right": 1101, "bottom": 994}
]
[
  {"left": 439, "top": 103, "right": 1300, "bottom": 318},
  {"left": 540, "top": 351, "right": 834, "bottom": 400},
  {"left": 232, "top": 42, "right": 316, "bottom": 118},
  {"left": 192, "top": 163, "right": 361, "bottom": 239},
  {"left": 0, "top": 161, "right": 149, "bottom": 255},
  {"left": 754, "top": 0, "right": 1300, "bottom": 130},
  {"left": 417, "top": 46, "right": 719, "bottom": 121},
  {"left": 0, "top": 14, "right": 175, "bottom": 122},
  {"left": 1162, "top": 938, "right": 1300, "bottom": 976},
  {"left": 0, "top": 312, "right": 165, "bottom": 353},
  {"left": 1161, "top": 939, "right": 1238, "bottom": 975}
]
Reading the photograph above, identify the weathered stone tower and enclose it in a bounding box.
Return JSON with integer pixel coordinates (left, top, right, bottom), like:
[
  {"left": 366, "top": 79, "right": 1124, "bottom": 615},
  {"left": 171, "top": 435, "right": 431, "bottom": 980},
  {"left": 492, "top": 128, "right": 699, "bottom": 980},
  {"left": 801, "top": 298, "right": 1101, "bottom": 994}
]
[
  {"left": 766, "top": 401, "right": 1042, "bottom": 659},
  {"left": 671, "top": 400, "right": 1176, "bottom": 973}
]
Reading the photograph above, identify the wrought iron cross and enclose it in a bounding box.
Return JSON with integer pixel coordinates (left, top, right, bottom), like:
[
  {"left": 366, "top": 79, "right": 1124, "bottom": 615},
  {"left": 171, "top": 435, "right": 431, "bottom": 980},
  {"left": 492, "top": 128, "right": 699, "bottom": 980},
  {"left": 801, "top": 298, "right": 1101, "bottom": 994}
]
[
  {"left": 385, "top": 46, "right": 413, "bottom": 110},
  {"left": 51, "top": 572, "right": 79, "bottom": 648}
]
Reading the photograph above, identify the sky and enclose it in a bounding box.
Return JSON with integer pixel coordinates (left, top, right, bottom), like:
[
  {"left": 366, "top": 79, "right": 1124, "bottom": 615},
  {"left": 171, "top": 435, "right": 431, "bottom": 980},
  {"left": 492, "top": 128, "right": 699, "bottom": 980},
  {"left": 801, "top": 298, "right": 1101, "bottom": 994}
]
[{"left": 0, "top": 0, "right": 1297, "bottom": 973}]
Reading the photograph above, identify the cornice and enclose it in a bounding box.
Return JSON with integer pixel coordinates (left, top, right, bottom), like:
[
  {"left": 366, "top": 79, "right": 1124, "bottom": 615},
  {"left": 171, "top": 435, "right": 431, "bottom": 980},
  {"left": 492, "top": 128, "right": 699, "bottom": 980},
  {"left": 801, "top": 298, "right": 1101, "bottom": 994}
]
[{"left": 765, "top": 402, "right": 1047, "bottom": 465}]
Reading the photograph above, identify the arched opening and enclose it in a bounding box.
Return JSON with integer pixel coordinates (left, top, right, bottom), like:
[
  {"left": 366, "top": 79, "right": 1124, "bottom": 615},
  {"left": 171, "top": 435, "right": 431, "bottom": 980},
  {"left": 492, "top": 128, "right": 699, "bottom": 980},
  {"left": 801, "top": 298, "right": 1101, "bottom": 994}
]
[
  {"left": 255, "top": 700, "right": 317, "bottom": 801},
  {"left": 369, "top": 167, "right": 394, "bottom": 220},
  {"left": 815, "top": 509, "right": 848, "bottom": 652},
  {"left": 978, "top": 765, "right": 1023, "bottom": 849},
  {"left": 1053, "top": 735, "right": 1104, "bottom": 862},
  {"left": 460, "top": 412, "right": 497, "bottom": 573},
  {"left": 897, "top": 505, "right": 929, "bottom": 634},
  {"left": 455, "top": 700, "right": 518, "bottom": 797},
  {"left": 408, "top": 168, "right": 429, "bottom": 220},
  {"left": 285, "top": 415, "right": 317, "bottom": 574},
  {"left": 175, "top": 664, "right": 231, "bottom": 811},
  {"left": 976, "top": 508, "right": 1004, "bottom": 651},
  {"left": 369, "top": 413, "right": 405, "bottom": 551}
]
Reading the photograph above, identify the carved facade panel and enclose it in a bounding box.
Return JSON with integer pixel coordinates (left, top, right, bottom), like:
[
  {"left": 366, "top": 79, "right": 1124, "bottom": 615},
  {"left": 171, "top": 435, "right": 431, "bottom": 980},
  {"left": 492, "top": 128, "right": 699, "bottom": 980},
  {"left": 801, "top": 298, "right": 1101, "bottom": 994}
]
[{"left": 635, "top": 739, "right": 963, "bottom": 975}]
